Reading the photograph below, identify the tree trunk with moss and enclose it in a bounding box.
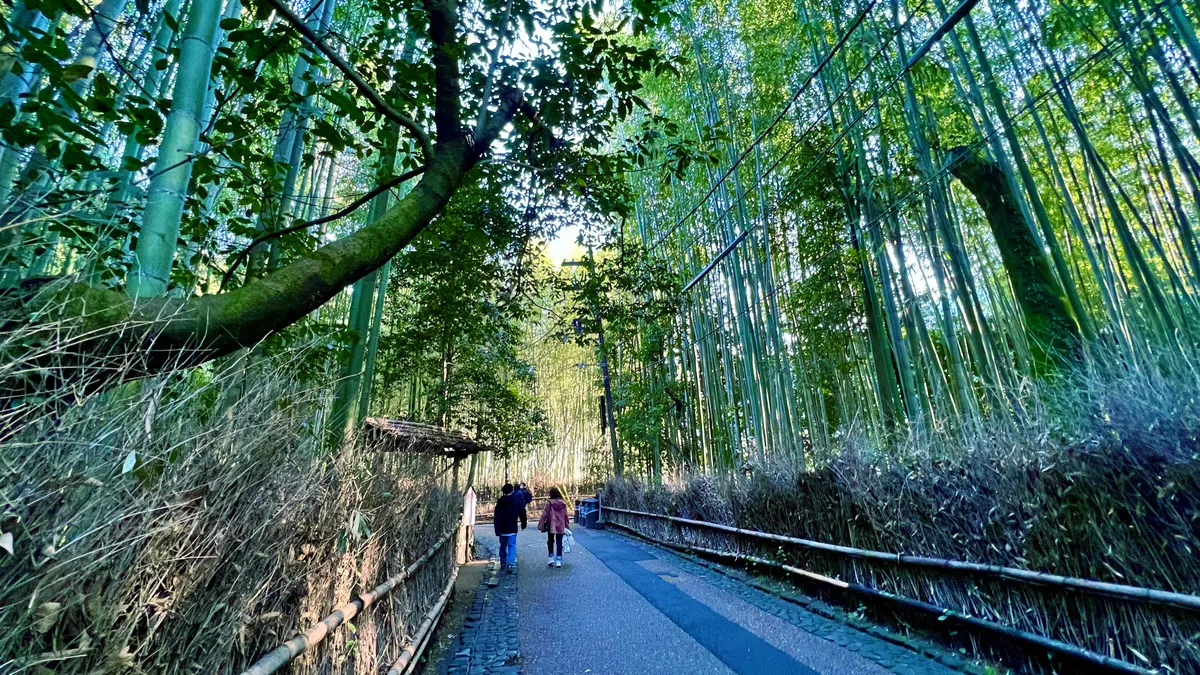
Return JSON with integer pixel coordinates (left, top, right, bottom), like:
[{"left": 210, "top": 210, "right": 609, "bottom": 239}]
[
  {"left": 2, "top": 82, "right": 523, "bottom": 408},
  {"left": 948, "top": 147, "right": 1080, "bottom": 371}
]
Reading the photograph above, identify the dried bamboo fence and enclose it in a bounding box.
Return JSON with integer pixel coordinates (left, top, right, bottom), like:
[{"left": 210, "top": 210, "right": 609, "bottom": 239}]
[
  {"left": 602, "top": 506, "right": 1199, "bottom": 674},
  {"left": 385, "top": 563, "right": 460, "bottom": 675},
  {"left": 0, "top": 360, "right": 470, "bottom": 675},
  {"left": 241, "top": 524, "right": 460, "bottom": 675},
  {"left": 240, "top": 417, "right": 493, "bottom": 675}
]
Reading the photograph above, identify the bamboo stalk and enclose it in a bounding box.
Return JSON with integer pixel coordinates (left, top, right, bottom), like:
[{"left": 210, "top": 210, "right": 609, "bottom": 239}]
[
  {"left": 15, "top": 646, "right": 93, "bottom": 667},
  {"left": 601, "top": 506, "right": 1200, "bottom": 611},
  {"left": 240, "top": 524, "right": 459, "bottom": 675}
]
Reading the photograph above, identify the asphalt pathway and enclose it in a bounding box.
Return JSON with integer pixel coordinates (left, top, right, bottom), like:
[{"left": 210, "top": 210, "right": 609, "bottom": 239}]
[{"left": 510, "top": 526, "right": 962, "bottom": 675}]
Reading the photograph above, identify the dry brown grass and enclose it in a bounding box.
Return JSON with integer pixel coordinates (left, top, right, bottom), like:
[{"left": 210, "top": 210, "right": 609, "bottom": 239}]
[{"left": 0, "top": 345, "right": 462, "bottom": 674}]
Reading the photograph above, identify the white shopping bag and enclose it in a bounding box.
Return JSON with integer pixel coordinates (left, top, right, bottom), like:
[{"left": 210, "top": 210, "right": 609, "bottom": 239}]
[{"left": 563, "top": 528, "right": 574, "bottom": 553}]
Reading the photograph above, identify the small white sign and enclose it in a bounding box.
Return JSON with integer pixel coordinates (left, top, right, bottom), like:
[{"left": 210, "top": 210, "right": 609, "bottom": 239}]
[{"left": 463, "top": 487, "right": 477, "bottom": 527}]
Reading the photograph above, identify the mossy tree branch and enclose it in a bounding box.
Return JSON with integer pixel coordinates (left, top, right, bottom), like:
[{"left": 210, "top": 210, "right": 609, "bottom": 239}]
[
  {"left": 1, "top": 0, "right": 530, "bottom": 404},
  {"left": 948, "top": 146, "right": 1081, "bottom": 372}
]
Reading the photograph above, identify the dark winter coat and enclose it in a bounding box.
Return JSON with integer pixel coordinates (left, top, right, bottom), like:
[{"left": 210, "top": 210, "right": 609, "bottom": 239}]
[{"left": 494, "top": 494, "right": 527, "bottom": 536}]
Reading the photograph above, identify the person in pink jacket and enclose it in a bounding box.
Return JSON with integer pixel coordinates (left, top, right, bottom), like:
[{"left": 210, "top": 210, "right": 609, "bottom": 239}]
[{"left": 538, "top": 487, "right": 570, "bottom": 567}]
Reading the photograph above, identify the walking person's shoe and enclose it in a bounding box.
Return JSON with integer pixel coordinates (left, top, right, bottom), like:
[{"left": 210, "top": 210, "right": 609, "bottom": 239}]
[
  {"left": 547, "top": 556, "right": 555, "bottom": 566},
  {"left": 554, "top": 556, "right": 562, "bottom": 568}
]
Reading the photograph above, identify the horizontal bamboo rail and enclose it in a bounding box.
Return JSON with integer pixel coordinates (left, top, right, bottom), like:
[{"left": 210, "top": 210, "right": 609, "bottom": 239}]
[
  {"left": 240, "top": 524, "right": 459, "bottom": 675},
  {"left": 386, "top": 564, "right": 460, "bottom": 675},
  {"left": 604, "top": 519, "right": 1153, "bottom": 675},
  {"left": 474, "top": 494, "right": 590, "bottom": 521},
  {"left": 602, "top": 506, "right": 1200, "bottom": 612}
]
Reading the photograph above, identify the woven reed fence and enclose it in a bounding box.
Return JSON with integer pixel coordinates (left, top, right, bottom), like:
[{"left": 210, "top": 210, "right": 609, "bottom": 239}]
[
  {"left": 0, "top": 363, "right": 463, "bottom": 675},
  {"left": 602, "top": 506, "right": 1198, "bottom": 674}
]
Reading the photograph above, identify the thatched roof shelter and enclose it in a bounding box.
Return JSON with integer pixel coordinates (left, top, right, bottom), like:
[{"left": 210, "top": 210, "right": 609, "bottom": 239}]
[{"left": 362, "top": 418, "right": 496, "bottom": 458}]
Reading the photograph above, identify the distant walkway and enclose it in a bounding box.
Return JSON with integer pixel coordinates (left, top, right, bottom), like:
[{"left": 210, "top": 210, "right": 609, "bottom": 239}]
[{"left": 448, "top": 527, "right": 968, "bottom": 675}]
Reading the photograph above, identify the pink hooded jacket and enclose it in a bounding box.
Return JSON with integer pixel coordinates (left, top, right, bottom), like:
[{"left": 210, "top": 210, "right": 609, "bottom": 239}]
[{"left": 538, "top": 499, "right": 570, "bottom": 534}]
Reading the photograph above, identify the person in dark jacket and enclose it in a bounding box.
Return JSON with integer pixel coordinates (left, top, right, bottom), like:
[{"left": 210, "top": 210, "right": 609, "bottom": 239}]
[
  {"left": 516, "top": 482, "right": 533, "bottom": 506},
  {"left": 494, "top": 483, "right": 526, "bottom": 571}
]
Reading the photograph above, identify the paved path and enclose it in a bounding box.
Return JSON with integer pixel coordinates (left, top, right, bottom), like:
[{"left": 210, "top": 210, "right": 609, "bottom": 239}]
[{"left": 444, "top": 527, "right": 968, "bottom": 675}]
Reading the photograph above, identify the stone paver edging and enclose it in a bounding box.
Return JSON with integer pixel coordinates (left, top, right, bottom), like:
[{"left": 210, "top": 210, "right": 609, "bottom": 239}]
[{"left": 442, "top": 541, "right": 520, "bottom": 675}]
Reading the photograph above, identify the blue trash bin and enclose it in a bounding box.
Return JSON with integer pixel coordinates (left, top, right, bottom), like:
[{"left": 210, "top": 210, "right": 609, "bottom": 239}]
[{"left": 576, "top": 498, "right": 601, "bottom": 529}]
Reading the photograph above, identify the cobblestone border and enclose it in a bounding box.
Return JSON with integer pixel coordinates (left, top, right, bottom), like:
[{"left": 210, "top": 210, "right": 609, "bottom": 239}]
[
  {"left": 610, "top": 527, "right": 988, "bottom": 675},
  {"left": 442, "top": 540, "right": 520, "bottom": 675}
]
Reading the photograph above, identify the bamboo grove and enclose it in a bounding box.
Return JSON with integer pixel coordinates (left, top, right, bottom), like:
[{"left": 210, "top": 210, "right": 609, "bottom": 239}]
[
  {"left": 595, "top": 0, "right": 1200, "bottom": 476},
  {"left": 3, "top": 0, "right": 1200, "bottom": 484},
  {"left": 0, "top": 0, "right": 674, "bottom": 459}
]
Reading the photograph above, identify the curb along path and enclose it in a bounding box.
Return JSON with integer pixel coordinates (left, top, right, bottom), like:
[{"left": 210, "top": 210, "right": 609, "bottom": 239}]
[
  {"left": 611, "top": 531, "right": 976, "bottom": 675},
  {"left": 442, "top": 539, "right": 520, "bottom": 675}
]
